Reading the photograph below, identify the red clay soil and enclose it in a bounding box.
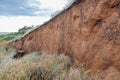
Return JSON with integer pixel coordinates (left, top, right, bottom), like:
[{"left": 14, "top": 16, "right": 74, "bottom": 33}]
[{"left": 12, "top": 0, "right": 120, "bottom": 79}]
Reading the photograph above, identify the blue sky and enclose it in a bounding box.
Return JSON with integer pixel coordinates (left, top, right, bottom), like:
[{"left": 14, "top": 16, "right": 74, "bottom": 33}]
[{"left": 0, "top": 0, "right": 72, "bottom": 32}]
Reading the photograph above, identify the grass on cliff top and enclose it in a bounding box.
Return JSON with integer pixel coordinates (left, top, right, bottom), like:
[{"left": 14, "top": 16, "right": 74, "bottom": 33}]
[
  {"left": 0, "top": 26, "right": 33, "bottom": 42},
  {"left": 0, "top": 31, "right": 25, "bottom": 42}
]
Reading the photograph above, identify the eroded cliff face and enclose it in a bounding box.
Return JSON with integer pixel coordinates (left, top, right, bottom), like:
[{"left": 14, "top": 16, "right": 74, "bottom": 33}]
[{"left": 12, "top": 0, "right": 120, "bottom": 78}]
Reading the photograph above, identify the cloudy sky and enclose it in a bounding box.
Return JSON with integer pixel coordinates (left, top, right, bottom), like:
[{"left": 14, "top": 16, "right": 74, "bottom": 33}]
[{"left": 0, "top": 0, "right": 72, "bottom": 32}]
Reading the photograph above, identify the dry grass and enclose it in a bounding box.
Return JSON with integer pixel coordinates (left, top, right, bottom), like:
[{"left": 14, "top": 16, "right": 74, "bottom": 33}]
[
  {"left": 0, "top": 52, "right": 88, "bottom": 80},
  {"left": 1, "top": 46, "right": 119, "bottom": 80},
  {"left": 0, "top": 48, "right": 119, "bottom": 80}
]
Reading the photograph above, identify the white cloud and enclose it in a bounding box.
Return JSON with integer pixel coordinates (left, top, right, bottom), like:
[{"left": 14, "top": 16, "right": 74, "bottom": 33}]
[
  {"left": 31, "top": 0, "right": 69, "bottom": 15},
  {"left": 0, "top": 16, "right": 50, "bottom": 32},
  {"left": 28, "top": 0, "right": 67, "bottom": 10},
  {"left": 0, "top": 0, "right": 70, "bottom": 32},
  {"left": 34, "top": 10, "right": 48, "bottom": 15},
  {"left": 36, "top": 0, "right": 68, "bottom": 11}
]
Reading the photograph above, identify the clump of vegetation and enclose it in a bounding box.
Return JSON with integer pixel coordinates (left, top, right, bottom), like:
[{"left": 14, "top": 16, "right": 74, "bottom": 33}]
[
  {"left": 0, "top": 45, "right": 13, "bottom": 52},
  {"left": 0, "top": 26, "right": 33, "bottom": 42},
  {"left": 0, "top": 32, "right": 24, "bottom": 42},
  {"left": 0, "top": 52, "right": 88, "bottom": 80}
]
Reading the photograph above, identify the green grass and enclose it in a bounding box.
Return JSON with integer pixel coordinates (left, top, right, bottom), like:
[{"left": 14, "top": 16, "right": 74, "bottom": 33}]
[
  {"left": 0, "top": 31, "right": 25, "bottom": 42},
  {"left": 0, "top": 26, "right": 30, "bottom": 42}
]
